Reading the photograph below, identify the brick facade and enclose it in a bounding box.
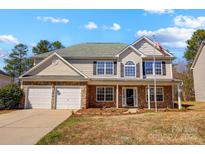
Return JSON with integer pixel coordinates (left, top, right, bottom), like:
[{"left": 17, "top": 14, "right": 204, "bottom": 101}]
[
  {"left": 22, "top": 81, "right": 173, "bottom": 109},
  {"left": 88, "top": 85, "right": 116, "bottom": 108},
  {"left": 88, "top": 85, "right": 173, "bottom": 109}
]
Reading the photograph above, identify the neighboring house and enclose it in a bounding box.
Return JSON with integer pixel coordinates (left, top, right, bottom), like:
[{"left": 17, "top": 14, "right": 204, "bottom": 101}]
[
  {"left": 191, "top": 41, "right": 205, "bottom": 102},
  {"left": 20, "top": 36, "right": 181, "bottom": 109},
  {"left": 0, "top": 70, "right": 11, "bottom": 88}
]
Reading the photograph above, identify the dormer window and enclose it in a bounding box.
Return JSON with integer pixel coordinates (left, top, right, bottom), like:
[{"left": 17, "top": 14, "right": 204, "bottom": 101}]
[{"left": 124, "top": 61, "right": 136, "bottom": 77}]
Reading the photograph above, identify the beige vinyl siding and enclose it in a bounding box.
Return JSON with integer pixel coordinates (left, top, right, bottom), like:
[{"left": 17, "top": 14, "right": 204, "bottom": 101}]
[
  {"left": 29, "top": 55, "right": 80, "bottom": 76},
  {"left": 0, "top": 75, "right": 11, "bottom": 88},
  {"left": 133, "top": 39, "right": 163, "bottom": 56},
  {"left": 119, "top": 47, "right": 143, "bottom": 78},
  {"left": 193, "top": 45, "right": 205, "bottom": 102},
  {"left": 68, "top": 59, "right": 117, "bottom": 78}
]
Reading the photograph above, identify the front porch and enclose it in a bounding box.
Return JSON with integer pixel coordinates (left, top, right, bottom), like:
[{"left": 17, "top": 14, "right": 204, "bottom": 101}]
[{"left": 87, "top": 82, "right": 182, "bottom": 109}]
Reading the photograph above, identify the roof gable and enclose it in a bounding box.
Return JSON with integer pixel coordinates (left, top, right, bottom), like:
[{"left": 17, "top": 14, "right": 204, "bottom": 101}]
[
  {"left": 20, "top": 53, "right": 88, "bottom": 78},
  {"left": 0, "top": 70, "right": 9, "bottom": 76},
  {"left": 132, "top": 36, "right": 173, "bottom": 57},
  {"left": 117, "top": 45, "right": 145, "bottom": 58}
]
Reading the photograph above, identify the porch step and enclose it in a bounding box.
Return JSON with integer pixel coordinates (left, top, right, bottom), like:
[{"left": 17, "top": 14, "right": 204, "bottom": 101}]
[{"left": 124, "top": 109, "right": 138, "bottom": 114}]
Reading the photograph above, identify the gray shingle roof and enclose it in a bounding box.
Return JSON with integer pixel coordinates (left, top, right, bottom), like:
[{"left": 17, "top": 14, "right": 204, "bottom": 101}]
[
  {"left": 34, "top": 43, "right": 128, "bottom": 58},
  {"left": 0, "top": 70, "right": 8, "bottom": 76},
  {"left": 21, "top": 75, "right": 88, "bottom": 81}
]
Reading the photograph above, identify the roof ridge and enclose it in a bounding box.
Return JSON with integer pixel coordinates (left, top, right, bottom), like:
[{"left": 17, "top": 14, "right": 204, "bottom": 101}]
[{"left": 76, "top": 42, "right": 128, "bottom": 45}]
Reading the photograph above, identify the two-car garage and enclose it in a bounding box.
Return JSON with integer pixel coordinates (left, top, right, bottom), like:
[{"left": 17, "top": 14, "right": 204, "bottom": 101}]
[{"left": 26, "top": 86, "right": 82, "bottom": 109}]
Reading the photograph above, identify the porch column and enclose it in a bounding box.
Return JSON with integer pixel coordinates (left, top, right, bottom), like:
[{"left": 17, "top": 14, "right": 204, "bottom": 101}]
[
  {"left": 116, "top": 84, "right": 119, "bottom": 108},
  {"left": 177, "top": 83, "right": 182, "bottom": 110},
  {"left": 148, "top": 84, "right": 151, "bottom": 109},
  {"left": 172, "top": 84, "right": 175, "bottom": 109}
]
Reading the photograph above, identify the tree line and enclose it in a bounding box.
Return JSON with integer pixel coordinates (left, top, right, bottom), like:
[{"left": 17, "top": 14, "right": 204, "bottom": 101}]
[{"left": 3, "top": 40, "right": 64, "bottom": 82}]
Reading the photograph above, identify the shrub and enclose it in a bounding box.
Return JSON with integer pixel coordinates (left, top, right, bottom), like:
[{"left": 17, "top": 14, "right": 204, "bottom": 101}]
[{"left": 0, "top": 83, "right": 23, "bottom": 109}]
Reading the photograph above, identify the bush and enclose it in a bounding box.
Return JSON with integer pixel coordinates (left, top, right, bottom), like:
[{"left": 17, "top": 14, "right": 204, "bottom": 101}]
[{"left": 0, "top": 83, "right": 23, "bottom": 109}]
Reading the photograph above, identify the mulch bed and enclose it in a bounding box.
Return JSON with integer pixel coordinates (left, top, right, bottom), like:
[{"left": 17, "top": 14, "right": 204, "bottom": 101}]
[
  {"left": 75, "top": 108, "right": 128, "bottom": 116},
  {"left": 0, "top": 109, "right": 17, "bottom": 114},
  {"left": 74, "top": 108, "right": 188, "bottom": 116}
]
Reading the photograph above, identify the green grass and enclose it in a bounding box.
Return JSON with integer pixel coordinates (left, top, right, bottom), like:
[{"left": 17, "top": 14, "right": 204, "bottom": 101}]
[{"left": 37, "top": 102, "right": 205, "bottom": 145}]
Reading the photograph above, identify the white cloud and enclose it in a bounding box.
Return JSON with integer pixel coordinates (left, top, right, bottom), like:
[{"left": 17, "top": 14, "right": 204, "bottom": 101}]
[
  {"left": 136, "top": 27, "right": 194, "bottom": 48},
  {"left": 102, "top": 23, "right": 121, "bottom": 31},
  {"left": 110, "top": 23, "right": 121, "bottom": 31},
  {"left": 29, "top": 42, "right": 37, "bottom": 47},
  {"left": 144, "top": 9, "right": 174, "bottom": 14},
  {"left": 0, "top": 35, "right": 19, "bottom": 44},
  {"left": 37, "top": 16, "right": 69, "bottom": 24},
  {"left": 174, "top": 15, "right": 205, "bottom": 28},
  {"left": 0, "top": 48, "right": 6, "bottom": 57},
  {"left": 84, "top": 22, "right": 98, "bottom": 30}
]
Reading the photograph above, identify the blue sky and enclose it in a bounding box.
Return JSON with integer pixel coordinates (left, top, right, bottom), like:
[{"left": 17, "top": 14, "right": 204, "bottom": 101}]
[{"left": 1, "top": 9, "right": 205, "bottom": 70}]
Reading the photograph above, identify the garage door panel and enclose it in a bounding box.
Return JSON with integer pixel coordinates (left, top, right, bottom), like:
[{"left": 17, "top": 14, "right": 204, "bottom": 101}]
[
  {"left": 56, "top": 87, "right": 81, "bottom": 109},
  {"left": 27, "top": 87, "right": 52, "bottom": 109}
]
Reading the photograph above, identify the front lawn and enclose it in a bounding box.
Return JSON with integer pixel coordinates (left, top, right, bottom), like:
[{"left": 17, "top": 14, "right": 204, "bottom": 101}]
[{"left": 37, "top": 102, "right": 205, "bottom": 145}]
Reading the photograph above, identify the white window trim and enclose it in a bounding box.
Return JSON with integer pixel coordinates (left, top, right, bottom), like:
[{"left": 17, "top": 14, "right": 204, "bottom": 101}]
[
  {"left": 124, "top": 61, "right": 136, "bottom": 78},
  {"left": 96, "top": 86, "right": 114, "bottom": 102},
  {"left": 145, "top": 61, "right": 163, "bottom": 76},
  {"left": 155, "top": 61, "right": 163, "bottom": 75},
  {"left": 96, "top": 61, "right": 114, "bottom": 76},
  {"left": 146, "top": 87, "right": 164, "bottom": 102}
]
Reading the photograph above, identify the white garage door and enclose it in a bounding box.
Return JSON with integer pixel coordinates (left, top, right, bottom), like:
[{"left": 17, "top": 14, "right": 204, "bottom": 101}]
[
  {"left": 27, "top": 87, "right": 52, "bottom": 109},
  {"left": 56, "top": 87, "right": 81, "bottom": 109}
]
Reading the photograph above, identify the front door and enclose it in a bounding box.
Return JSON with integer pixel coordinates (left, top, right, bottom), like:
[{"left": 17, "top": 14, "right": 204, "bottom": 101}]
[
  {"left": 126, "top": 89, "right": 134, "bottom": 106},
  {"left": 122, "top": 88, "right": 138, "bottom": 107}
]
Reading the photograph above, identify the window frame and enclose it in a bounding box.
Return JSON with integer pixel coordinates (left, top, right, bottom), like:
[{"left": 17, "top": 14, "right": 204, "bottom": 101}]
[
  {"left": 146, "top": 87, "right": 164, "bottom": 102},
  {"left": 96, "top": 61, "right": 114, "bottom": 75},
  {"left": 96, "top": 86, "right": 114, "bottom": 102},
  {"left": 145, "top": 61, "right": 163, "bottom": 75},
  {"left": 155, "top": 61, "right": 163, "bottom": 75},
  {"left": 124, "top": 61, "right": 136, "bottom": 77},
  {"left": 145, "top": 61, "right": 153, "bottom": 75}
]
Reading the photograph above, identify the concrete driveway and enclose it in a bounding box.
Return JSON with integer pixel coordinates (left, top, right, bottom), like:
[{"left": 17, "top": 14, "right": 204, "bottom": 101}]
[{"left": 0, "top": 109, "right": 73, "bottom": 145}]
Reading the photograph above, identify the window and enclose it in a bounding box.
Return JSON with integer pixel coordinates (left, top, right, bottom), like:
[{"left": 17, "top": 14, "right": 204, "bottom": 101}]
[
  {"left": 155, "top": 61, "right": 162, "bottom": 75},
  {"left": 125, "top": 61, "right": 136, "bottom": 77},
  {"left": 146, "top": 87, "right": 164, "bottom": 102},
  {"left": 145, "top": 61, "right": 162, "bottom": 75},
  {"left": 145, "top": 62, "right": 153, "bottom": 75},
  {"left": 106, "top": 61, "right": 113, "bottom": 75},
  {"left": 97, "top": 61, "right": 113, "bottom": 75},
  {"left": 97, "top": 61, "right": 104, "bottom": 75},
  {"left": 96, "top": 87, "right": 114, "bottom": 102}
]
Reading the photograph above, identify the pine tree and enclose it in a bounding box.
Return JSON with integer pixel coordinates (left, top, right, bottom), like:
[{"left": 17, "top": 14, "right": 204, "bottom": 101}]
[
  {"left": 32, "top": 40, "right": 64, "bottom": 55},
  {"left": 4, "top": 44, "right": 30, "bottom": 82},
  {"left": 184, "top": 29, "right": 205, "bottom": 65}
]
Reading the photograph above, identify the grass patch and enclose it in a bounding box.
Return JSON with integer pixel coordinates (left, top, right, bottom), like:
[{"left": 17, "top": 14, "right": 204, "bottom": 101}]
[
  {"left": 38, "top": 102, "right": 205, "bottom": 145},
  {"left": 37, "top": 116, "right": 89, "bottom": 145},
  {"left": 37, "top": 131, "right": 63, "bottom": 145}
]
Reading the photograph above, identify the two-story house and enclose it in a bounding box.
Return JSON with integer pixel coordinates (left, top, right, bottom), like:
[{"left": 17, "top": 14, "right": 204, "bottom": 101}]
[{"left": 20, "top": 36, "right": 181, "bottom": 109}]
